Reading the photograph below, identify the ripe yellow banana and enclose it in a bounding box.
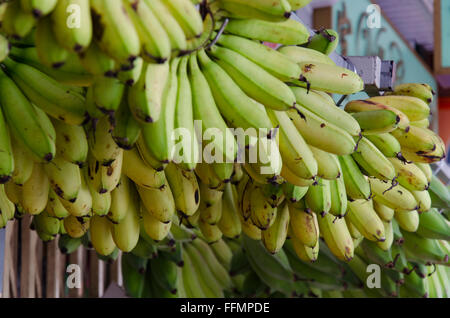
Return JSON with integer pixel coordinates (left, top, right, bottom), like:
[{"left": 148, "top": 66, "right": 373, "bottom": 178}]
[
  {"left": 369, "top": 178, "right": 418, "bottom": 211},
  {"left": 388, "top": 157, "right": 429, "bottom": 191},
  {"left": 64, "top": 214, "right": 90, "bottom": 238},
  {"left": 310, "top": 146, "right": 340, "bottom": 180},
  {"left": 60, "top": 172, "right": 92, "bottom": 217},
  {"left": 288, "top": 107, "right": 356, "bottom": 156},
  {"left": 373, "top": 201, "right": 394, "bottom": 222},
  {"left": 288, "top": 202, "right": 319, "bottom": 248},
  {"left": 122, "top": 148, "right": 166, "bottom": 190},
  {"left": 261, "top": 202, "right": 290, "bottom": 254},
  {"left": 90, "top": 215, "right": 116, "bottom": 256},
  {"left": 317, "top": 213, "right": 354, "bottom": 262},
  {"left": 368, "top": 95, "right": 430, "bottom": 122},
  {"left": 112, "top": 193, "right": 140, "bottom": 252},
  {"left": 21, "top": 163, "right": 49, "bottom": 215},
  {"left": 200, "top": 197, "right": 223, "bottom": 226},
  {"left": 346, "top": 199, "right": 386, "bottom": 242},
  {"left": 137, "top": 180, "right": 175, "bottom": 224},
  {"left": 44, "top": 155, "right": 82, "bottom": 202},
  {"left": 394, "top": 210, "right": 419, "bottom": 233},
  {"left": 108, "top": 175, "right": 133, "bottom": 224},
  {"left": 142, "top": 206, "right": 172, "bottom": 242}
]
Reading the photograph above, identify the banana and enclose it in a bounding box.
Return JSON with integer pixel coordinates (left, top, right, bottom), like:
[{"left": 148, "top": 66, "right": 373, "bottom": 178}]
[
  {"left": 140, "top": 58, "right": 179, "bottom": 164},
  {"left": 20, "top": 0, "right": 57, "bottom": 17},
  {"left": 401, "top": 146, "right": 446, "bottom": 164},
  {"left": 4, "top": 181, "right": 21, "bottom": 205},
  {"left": 338, "top": 155, "right": 371, "bottom": 200},
  {"left": 111, "top": 94, "right": 141, "bottom": 150},
  {"left": 377, "top": 220, "right": 394, "bottom": 251},
  {"left": 58, "top": 234, "right": 82, "bottom": 254},
  {"left": 282, "top": 183, "right": 308, "bottom": 206},
  {"left": 287, "top": 0, "right": 313, "bottom": 9},
  {"left": 278, "top": 45, "right": 336, "bottom": 66},
  {"left": 368, "top": 96, "right": 430, "bottom": 122},
  {"left": 112, "top": 190, "right": 140, "bottom": 252},
  {"left": 198, "top": 217, "right": 223, "bottom": 243},
  {"left": 122, "top": 148, "right": 166, "bottom": 190},
  {"left": 35, "top": 16, "right": 68, "bottom": 68},
  {"left": 402, "top": 231, "right": 448, "bottom": 265},
  {"left": 90, "top": 0, "right": 140, "bottom": 67},
  {"left": 305, "top": 29, "right": 339, "bottom": 55},
  {"left": 89, "top": 215, "right": 116, "bottom": 256},
  {"left": 310, "top": 146, "right": 340, "bottom": 180},
  {"left": 116, "top": 52, "right": 143, "bottom": 81},
  {"left": 305, "top": 178, "right": 332, "bottom": 216},
  {"left": 288, "top": 107, "right": 356, "bottom": 155},
  {"left": 416, "top": 163, "right": 433, "bottom": 184},
  {"left": 51, "top": 0, "right": 92, "bottom": 52},
  {"left": 317, "top": 212, "right": 354, "bottom": 261},
  {"left": 411, "top": 118, "right": 430, "bottom": 128},
  {"left": 289, "top": 232, "right": 320, "bottom": 263},
  {"left": 0, "top": 69, "right": 56, "bottom": 163},
  {"left": 352, "top": 110, "right": 399, "bottom": 135},
  {"left": 392, "top": 125, "right": 444, "bottom": 154},
  {"left": 217, "top": 0, "right": 291, "bottom": 22},
  {"left": 2, "top": 58, "right": 87, "bottom": 126},
  {"left": 184, "top": 243, "right": 224, "bottom": 298},
  {"left": 352, "top": 136, "right": 396, "bottom": 180},
  {"left": 0, "top": 34, "right": 9, "bottom": 63},
  {"left": 195, "top": 162, "right": 223, "bottom": 190},
  {"left": 346, "top": 218, "right": 363, "bottom": 239},
  {"left": 293, "top": 62, "right": 364, "bottom": 95},
  {"left": 412, "top": 190, "right": 431, "bottom": 213},
  {"left": 289, "top": 202, "right": 319, "bottom": 248},
  {"left": 44, "top": 155, "right": 82, "bottom": 202},
  {"left": 1, "top": 0, "right": 35, "bottom": 39},
  {"left": 0, "top": 185, "right": 15, "bottom": 224},
  {"left": 261, "top": 202, "right": 290, "bottom": 254},
  {"left": 180, "top": 246, "right": 207, "bottom": 298},
  {"left": 190, "top": 52, "right": 238, "bottom": 163},
  {"left": 416, "top": 208, "right": 450, "bottom": 240},
  {"left": 21, "top": 163, "right": 49, "bottom": 215},
  {"left": 429, "top": 175, "right": 450, "bottom": 210},
  {"left": 238, "top": 206, "right": 262, "bottom": 240},
  {"left": 91, "top": 76, "right": 125, "bottom": 115},
  {"left": 267, "top": 109, "right": 317, "bottom": 180},
  {"left": 280, "top": 165, "right": 315, "bottom": 187},
  {"left": 385, "top": 83, "right": 434, "bottom": 104},
  {"left": 218, "top": 183, "right": 242, "bottom": 239},
  {"left": 345, "top": 99, "right": 410, "bottom": 130},
  {"left": 0, "top": 108, "right": 13, "bottom": 184},
  {"left": 208, "top": 45, "right": 296, "bottom": 111},
  {"left": 149, "top": 255, "right": 179, "bottom": 295},
  {"left": 78, "top": 41, "right": 117, "bottom": 77},
  {"left": 365, "top": 133, "right": 401, "bottom": 158},
  {"left": 165, "top": 163, "right": 200, "bottom": 217},
  {"left": 369, "top": 178, "right": 418, "bottom": 211},
  {"left": 107, "top": 175, "right": 133, "bottom": 224},
  {"left": 291, "top": 87, "right": 360, "bottom": 136},
  {"left": 142, "top": 206, "right": 172, "bottom": 242},
  {"left": 33, "top": 211, "right": 60, "bottom": 237},
  {"left": 52, "top": 119, "right": 88, "bottom": 167},
  {"left": 387, "top": 157, "right": 429, "bottom": 192},
  {"left": 9, "top": 46, "right": 94, "bottom": 86},
  {"left": 373, "top": 201, "right": 395, "bottom": 222},
  {"left": 63, "top": 214, "right": 90, "bottom": 238},
  {"left": 172, "top": 56, "right": 199, "bottom": 170},
  {"left": 191, "top": 239, "right": 232, "bottom": 289},
  {"left": 329, "top": 173, "right": 348, "bottom": 218},
  {"left": 200, "top": 196, "right": 223, "bottom": 225},
  {"left": 224, "top": 18, "right": 309, "bottom": 45},
  {"left": 85, "top": 174, "right": 111, "bottom": 216},
  {"left": 144, "top": 0, "right": 187, "bottom": 53},
  {"left": 394, "top": 210, "right": 419, "bottom": 233},
  {"left": 249, "top": 185, "right": 278, "bottom": 230},
  {"left": 88, "top": 116, "right": 123, "bottom": 166},
  {"left": 85, "top": 152, "right": 120, "bottom": 194},
  {"left": 123, "top": 0, "right": 171, "bottom": 63},
  {"left": 217, "top": 34, "right": 302, "bottom": 82},
  {"left": 197, "top": 49, "right": 273, "bottom": 131},
  {"left": 211, "top": 162, "right": 234, "bottom": 184},
  {"left": 46, "top": 188, "right": 69, "bottom": 219},
  {"left": 161, "top": 0, "right": 203, "bottom": 39},
  {"left": 60, "top": 172, "right": 92, "bottom": 217},
  {"left": 346, "top": 199, "right": 386, "bottom": 242},
  {"left": 137, "top": 180, "right": 175, "bottom": 224}
]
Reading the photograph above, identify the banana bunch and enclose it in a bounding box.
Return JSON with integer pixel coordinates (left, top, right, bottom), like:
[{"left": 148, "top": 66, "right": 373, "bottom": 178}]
[{"left": 0, "top": 0, "right": 448, "bottom": 299}]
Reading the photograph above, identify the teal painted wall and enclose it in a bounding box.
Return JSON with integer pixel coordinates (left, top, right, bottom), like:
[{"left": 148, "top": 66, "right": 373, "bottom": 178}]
[{"left": 441, "top": 1, "right": 450, "bottom": 68}]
